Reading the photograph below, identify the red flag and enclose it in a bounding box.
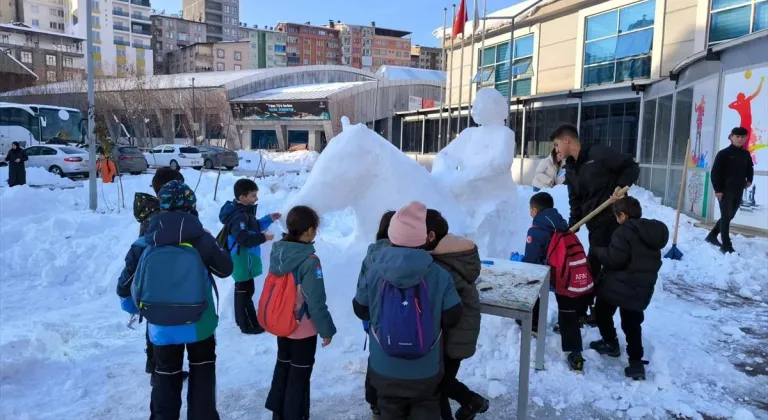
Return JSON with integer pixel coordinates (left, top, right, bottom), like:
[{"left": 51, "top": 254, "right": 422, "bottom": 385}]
[{"left": 452, "top": 0, "right": 468, "bottom": 38}]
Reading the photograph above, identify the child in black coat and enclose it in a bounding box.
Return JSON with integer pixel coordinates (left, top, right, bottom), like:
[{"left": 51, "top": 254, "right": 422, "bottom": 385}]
[{"left": 589, "top": 197, "right": 669, "bottom": 380}]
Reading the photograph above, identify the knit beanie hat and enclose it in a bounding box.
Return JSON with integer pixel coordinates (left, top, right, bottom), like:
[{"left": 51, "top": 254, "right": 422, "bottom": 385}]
[
  {"left": 159, "top": 180, "right": 197, "bottom": 213},
  {"left": 388, "top": 201, "right": 428, "bottom": 247}
]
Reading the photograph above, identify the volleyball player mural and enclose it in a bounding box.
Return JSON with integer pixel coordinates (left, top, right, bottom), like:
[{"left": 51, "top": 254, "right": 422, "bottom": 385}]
[{"left": 727, "top": 72, "right": 765, "bottom": 164}]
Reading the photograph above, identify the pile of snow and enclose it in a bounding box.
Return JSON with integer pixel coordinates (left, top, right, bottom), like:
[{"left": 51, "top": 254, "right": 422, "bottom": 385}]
[
  {"left": 237, "top": 150, "right": 319, "bottom": 173},
  {"left": 0, "top": 166, "right": 78, "bottom": 188}
]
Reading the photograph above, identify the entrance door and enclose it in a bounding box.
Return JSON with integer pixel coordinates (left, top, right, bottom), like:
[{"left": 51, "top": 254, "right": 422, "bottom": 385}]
[
  {"left": 250, "top": 130, "right": 278, "bottom": 150},
  {"left": 287, "top": 130, "right": 308, "bottom": 148}
]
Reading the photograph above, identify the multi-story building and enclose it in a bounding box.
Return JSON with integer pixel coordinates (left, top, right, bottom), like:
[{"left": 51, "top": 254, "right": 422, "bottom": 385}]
[
  {"left": 166, "top": 40, "right": 248, "bottom": 74},
  {"left": 0, "top": 0, "right": 19, "bottom": 23},
  {"left": 334, "top": 21, "right": 373, "bottom": 70},
  {"left": 371, "top": 24, "right": 411, "bottom": 72},
  {"left": 0, "top": 22, "right": 85, "bottom": 84},
  {"left": 151, "top": 14, "right": 206, "bottom": 74},
  {"left": 182, "top": 0, "right": 239, "bottom": 42},
  {"left": 10, "top": 0, "right": 68, "bottom": 32},
  {"left": 411, "top": 45, "right": 442, "bottom": 70},
  {"left": 276, "top": 21, "right": 341, "bottom": 67},
  {"left": 237, "top": 25, "right": 286, "bottom": 68}
]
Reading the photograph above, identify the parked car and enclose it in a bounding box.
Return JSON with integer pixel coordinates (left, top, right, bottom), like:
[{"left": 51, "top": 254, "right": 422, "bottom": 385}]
[
  {"left": 111, "top": 145, "right": 149, "bottom": 175},
  {"left": 25, "top": 144, "right": 89, "bottom": 177},
  {"left": 197, "top": 145, "right": 239, "bottom": 170},
  {"left": 144, "top": 145, "right": 203, "bottom": 171}
]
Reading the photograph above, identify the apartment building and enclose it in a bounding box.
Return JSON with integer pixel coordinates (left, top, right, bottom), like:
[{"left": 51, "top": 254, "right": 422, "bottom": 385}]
[
  {"left": 166, "top": 40, "right": 248, "bottom": 74},
  {"left": 182, "top": 0, "right": 239, "bottom": 42},
  {"left": 0, "top": 0, "right": 18, "bottom": 23},
  {"left": 276, "top": 22, "right": 341, "bottom": 67},
  {"left": 8, "top": 0, "right": 68, "bottom": 32},
  {"left": 411, "top": 45, "right": 443, "bottom": 70},
  {"left": 151, "top": 14, "right": 206, "bottom": 74},
  {"left": 237, "top": 24, "right": 287, "bottom": 68},
  {"left": 0, "top": 22, "right": 85, "bottom": 83},
  {"left": 334, "top": 22, "right": 373, "bottom": 70},
  {"left": 371, "top": 24, "right": 412, "bottom": 71}
]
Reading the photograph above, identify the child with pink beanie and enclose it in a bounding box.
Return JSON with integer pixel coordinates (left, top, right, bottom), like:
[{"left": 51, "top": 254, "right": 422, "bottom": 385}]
[{"left": 353, "top": 201, "right": 463, "bottom": 419}]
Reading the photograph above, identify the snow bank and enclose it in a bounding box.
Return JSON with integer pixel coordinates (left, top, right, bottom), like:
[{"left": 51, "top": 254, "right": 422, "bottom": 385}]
[
  {"left": 0, "top": 166, "right": 78, "bottom": 187},
  {"left": 237, "top": 150, "right": 319, "bottom": 173},
  {"left": 281, "top": 118, "right": 466, "bottom": 242}
]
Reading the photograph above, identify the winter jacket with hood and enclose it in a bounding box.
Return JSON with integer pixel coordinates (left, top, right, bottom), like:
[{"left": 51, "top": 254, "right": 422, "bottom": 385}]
[
  {"left": 5, "top": 145, "right": 28, "bottom": 187},
  {"left": 353, "top": 246, "right": 462, "bottom": 382},
  {"left": 593, "top": 218, "right": 669, "bottom": 312},
  {"left": 269, "top": 239, "right": 337, "bottom": 340},
  {"left": 219, "top": 200, "right": 274, "bottom": 282},
  {"left": 431, "top": 234, "right": 482, "bottom": 360},
  {"left": 523, "top": 208, "right": 569, "bottom": 265},
  {"left": 532, "top": 155, "right": 565, "bottom": 190},
  {"left": 117, "top": 211, "right": 233, "bottom": 345},
  {"left": 134, "top": 193, "right": 161, "bottom": 237}
]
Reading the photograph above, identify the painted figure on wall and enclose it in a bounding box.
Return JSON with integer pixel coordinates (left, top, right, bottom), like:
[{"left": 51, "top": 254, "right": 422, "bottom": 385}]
[
  {"left": 690, "top": 95, "right": 709, "bottom": 168},
  {"left": 728, "top": 73, "right": 765, "bottom": 163}
]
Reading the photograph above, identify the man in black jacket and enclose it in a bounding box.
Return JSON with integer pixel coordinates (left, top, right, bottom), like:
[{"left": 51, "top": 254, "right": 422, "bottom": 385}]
[
  {"left": 551, "top": 124, "right": 640, "bottom": 321},
  {"left": 706, "top": 127, "right": 754, "bottom": 254}
]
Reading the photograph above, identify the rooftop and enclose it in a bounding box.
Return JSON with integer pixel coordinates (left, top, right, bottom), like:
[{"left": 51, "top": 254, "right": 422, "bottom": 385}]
[
  {"left": 0, "top": 23, "right": 86, "bottom": 42},
  {"left": 375, "top": 65, "right": 445, "bottom": 83},
  {"left": 232, "top": 82, "right": 371, "bottom": 102},
  {"left": 374, "top": 27, "right": 411, "bottom": 39}
]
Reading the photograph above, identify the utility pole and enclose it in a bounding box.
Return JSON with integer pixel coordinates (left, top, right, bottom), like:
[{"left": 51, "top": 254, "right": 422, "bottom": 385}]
[
  {"left": 86, "top": 0, "right": 97, "bottom": 210},
  {"left": 191, "top": 77, "right": 197, "bottom": 144}
]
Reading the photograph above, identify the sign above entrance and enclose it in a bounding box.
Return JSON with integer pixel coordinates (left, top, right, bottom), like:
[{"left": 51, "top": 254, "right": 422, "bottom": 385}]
[{"left": 233, "top": 101, "right": 331, "bottom": 121}]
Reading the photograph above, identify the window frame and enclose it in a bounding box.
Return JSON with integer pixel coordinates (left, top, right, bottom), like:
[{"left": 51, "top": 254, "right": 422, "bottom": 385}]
[
  {"left": 707, "top": 0, "right": 767, "bottom": 45},
  {"left": 474, "top": 34, "right": 535, "bottom": 99}
]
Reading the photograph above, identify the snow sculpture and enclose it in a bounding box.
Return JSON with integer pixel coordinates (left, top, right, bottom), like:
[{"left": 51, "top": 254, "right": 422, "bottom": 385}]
[
  {"left": 431, "top": 87, "right": 520, "bottom": 257},
  {"left": 282, "top": 117, "right": 465, "bottom": 242}
]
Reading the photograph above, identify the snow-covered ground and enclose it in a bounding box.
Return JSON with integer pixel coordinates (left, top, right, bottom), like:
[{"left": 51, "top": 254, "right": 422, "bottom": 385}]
[
  {"left": 237, "top": 150, "right": 319, "bottom": 174},
  {"left": 1, "top": 152, "right": 767, "bottom": 418}
]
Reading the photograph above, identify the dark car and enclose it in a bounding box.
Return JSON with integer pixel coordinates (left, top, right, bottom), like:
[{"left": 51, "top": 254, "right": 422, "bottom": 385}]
[
  {"left": 197, "top": 145, "right": 239, "bottom": 170},
  {"left": 97, "top": 144, "right": 149, "bottom": 175}
]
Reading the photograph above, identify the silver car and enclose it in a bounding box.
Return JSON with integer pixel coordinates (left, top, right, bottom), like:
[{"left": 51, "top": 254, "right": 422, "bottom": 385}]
[
  {"left": 197, "top": 146, "right": 239, "bottom": 170},
  {"left": 25, "top": 144, "right": 90, "bottom": 177},
  {"left": 111, "top": 145, "right": 149, "bottom": 175}
]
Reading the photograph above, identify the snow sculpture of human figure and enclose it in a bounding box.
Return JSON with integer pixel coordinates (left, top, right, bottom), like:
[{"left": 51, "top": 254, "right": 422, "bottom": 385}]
[{"left": 431, "top": 87, "right": 520, "bottom": 257}]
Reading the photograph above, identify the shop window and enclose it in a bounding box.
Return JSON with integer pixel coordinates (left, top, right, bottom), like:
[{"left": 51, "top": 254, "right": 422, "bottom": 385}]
[
  {"left": 639, "top": 98, "right": 656, "bottom": 164},
  {"left": 652, "top": 95, "right": 673, "bottom": 165},
  {"left": 709, "top": 0, "right": 768, "bottom": 44},
  {"left": 580, "top": 99, "right": 640, "bottom": 155},
  {"left": 524, "top": 105, "right": 579, "bottom": 157},
  {"left": 671, "top": 88, "right": 694, "bottom": 166},
  {"left": 401, "top": 120, "right": 423, "bottom": 153}
]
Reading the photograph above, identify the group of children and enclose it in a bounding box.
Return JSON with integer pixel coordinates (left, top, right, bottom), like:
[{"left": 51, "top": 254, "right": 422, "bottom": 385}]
[{"left": 116, "top": 164, "right": 669, "bottom": 419}]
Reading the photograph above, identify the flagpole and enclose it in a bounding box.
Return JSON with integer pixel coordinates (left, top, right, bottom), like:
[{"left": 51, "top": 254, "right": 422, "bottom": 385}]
[
  {"left": 479, "top": 0, "right": 487, "bottom": 94},
  {"left": 447, "top": 4, "right": 456, "bottom": 145},
  {"left": 438, "top": 8, "right": 447, "bottom": 148},
  {"left": 466, "top": 0, "right": 478, "bottom": 127},
  {"left": 456, "top": 1, "right": 466, "bottom": 138}
]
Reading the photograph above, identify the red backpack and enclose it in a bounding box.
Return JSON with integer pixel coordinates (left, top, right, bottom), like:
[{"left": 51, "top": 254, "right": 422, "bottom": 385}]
[
  {"left": 258, "top": 270, "right": 306, "bottom": 337},
  {"left": 546, "top": 231, "right": 595, "bottom": 297}
]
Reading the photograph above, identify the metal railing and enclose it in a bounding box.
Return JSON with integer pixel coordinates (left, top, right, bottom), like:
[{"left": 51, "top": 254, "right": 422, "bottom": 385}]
[
  {"left": 113, "top": 9, "right": 129, "bottom": 17},
  {"left": 114, "top": 24, "right": 130, "bottom": 32},
  {"left": 131, "top": 27, "right": 151, "bottom": 36},
  {"left": 131, "top": 0, "right": 150, "bottom": 7},
  {"left": 132, "top": 42, "right": 151, "bottom": 49},
  {"left": 131, "top": 13, "right": 150, "bottom": 21}
]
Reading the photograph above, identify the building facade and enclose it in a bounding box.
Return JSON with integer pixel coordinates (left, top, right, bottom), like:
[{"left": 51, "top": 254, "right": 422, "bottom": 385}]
[
  {"left": 0, "top": 0, "right": 18, "bottom": 23},
  {"left": 371, "top": 25, "right": 412, "bottom": 71},
  {"left": 411, "top": 45, "right": 443, "bottom": 70},
  {"left": 166, "top": 40, "right": 248, "bottom": 74},
  {"left": 335, "top": 22, "right": 373, "bottom": 70},
  {"left": 151, "top": 14, "right": 206, "bottom": 74},
  {"left": 276, "top": 22, "right": 341, "bottom": 67},
  {"left": 0, "top": 22, "right": 85, "bottom": 84},
  {"left": 238, "top": 25, "right": 287, "bottom": 68},
  {"left": 182, "top": 0, "right": 239, "bottom": 42}
]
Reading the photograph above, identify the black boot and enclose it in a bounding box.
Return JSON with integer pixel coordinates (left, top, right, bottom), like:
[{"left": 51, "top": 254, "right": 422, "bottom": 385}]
[
  {"left": 705, "top": 233, "right": 722, "bottom": 247},
  {"left": 625, "top": 360, "right": 648, "bottom": 380},
  {"left": 455, "top": 393, "right": 489, "bottom": 420},
  {"left": 590, "top": 339, "right": 621, "bottom": 357},
  {"left": 567, "top": 352, "right": 584, "bottom": 372},
  {"left": 719, "top": 244, "right": 736, "bottom": 254},
  {"left": 370, "top": 404, "right": 381, "bottom": 419}
]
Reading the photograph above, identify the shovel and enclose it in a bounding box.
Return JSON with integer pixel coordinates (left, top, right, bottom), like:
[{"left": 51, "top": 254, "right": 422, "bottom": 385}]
[
  {"left": 664, "top": 138, "right": 691, "bottom": 260},
  {"left": 569, "top": 186, "right": 631, "bottom": 233}
]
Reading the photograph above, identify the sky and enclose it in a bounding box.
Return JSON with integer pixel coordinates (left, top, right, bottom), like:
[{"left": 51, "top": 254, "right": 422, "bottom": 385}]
[{"left": 149, "top": 0, "right": 524, "bottom": 47}]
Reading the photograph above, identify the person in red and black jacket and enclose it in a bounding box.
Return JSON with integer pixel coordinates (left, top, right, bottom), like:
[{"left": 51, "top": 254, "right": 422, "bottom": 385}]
[
  {"left": 550, "top": 124, "right": 639, "bottom": 324},
  {"left": 706, "top": 127, "right": 754, "bottom": 254}
]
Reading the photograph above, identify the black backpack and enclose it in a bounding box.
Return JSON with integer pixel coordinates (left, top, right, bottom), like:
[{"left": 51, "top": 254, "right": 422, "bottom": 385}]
[{"left": 216, "top": 213, "right": 250, "bottom": 254}]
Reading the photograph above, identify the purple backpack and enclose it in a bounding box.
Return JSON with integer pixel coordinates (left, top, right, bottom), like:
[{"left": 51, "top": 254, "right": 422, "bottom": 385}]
[{"left": 373, "top": 280, "right": 438, "bottom": 359}]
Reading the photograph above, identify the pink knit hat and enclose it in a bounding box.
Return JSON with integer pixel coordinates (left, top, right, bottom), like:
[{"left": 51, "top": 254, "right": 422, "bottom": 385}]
[{"left": 388, "top": 201, "right": 428, "bottom": 247}]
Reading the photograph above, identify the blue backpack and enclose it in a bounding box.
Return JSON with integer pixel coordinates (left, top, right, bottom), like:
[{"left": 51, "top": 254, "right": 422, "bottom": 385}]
[
  {"left": 131, "top": 241, "right": 214, "bottom": 326},
  {"left": 373, "top": 280, "right": 438, "bottom": 359}
]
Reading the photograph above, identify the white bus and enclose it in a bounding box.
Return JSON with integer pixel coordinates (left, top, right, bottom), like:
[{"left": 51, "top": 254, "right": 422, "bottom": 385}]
[{"left": 0, "top": 102, "right": 85, "bottom": 159}]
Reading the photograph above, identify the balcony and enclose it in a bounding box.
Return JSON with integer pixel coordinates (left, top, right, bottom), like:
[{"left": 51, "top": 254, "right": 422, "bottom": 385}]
[
  {"left": 113, "top": 9, "right": 129, "bottom": 17},
  {"left": 130, "top": 0, "right": 151, "bottom": 7},
  {"left": 114, "top": 39, "right": 130, "bottom": 46},
  {"left": 205, "top": 1, "right": 222, "bottom": 13},
  {"left": 132, "top": 27, "right": 151, "bottom": 36},
  {"left": 133, "top": 42, "right": 152, "bottom": 50},
  {"left": 114, "top": 24, "right": 130, "bottom": 32},
  {"left": 131, "top": 13, "right": 150, "bottom": 22}
]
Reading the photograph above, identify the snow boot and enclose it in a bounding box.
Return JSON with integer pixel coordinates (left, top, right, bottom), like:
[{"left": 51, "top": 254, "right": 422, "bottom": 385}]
[
  {"left": 241, "top": 325, "right": 265, "bottom": 335},
  {"left": 625, "top": 360, "right": 648, "bottom": 380},
  {"left": 719, "top": 244, "right": 736, "bottom": 254},
  {"left": 705, "top": 234, "right": 721, "bottom": 247},
  {"left": 590, "top": 339, "right": 621, "bottom": 357},
  {"left": 455, "top": 393, "right": 490, "bottom": 420},
  {"left": 370, "top": 404, "right": 381, "bottom": 420},
  {"left": 567, "top": 352, "right": 584, "bottom": 373}
]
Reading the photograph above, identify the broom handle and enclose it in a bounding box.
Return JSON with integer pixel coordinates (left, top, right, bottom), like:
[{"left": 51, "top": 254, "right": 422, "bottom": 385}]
[
  {"left": 570, "top": 185, "right": 631, "bottom": 233},
  {"left": 672, "top": 138, "right": 692, "bottom": 245}
]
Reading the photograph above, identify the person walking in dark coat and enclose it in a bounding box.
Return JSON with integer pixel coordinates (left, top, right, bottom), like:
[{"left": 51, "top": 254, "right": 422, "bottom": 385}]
[
  {"left": 589, "top": 197, "right": 669, "bottom": 381},
  {"left": 5, "top": 142, "right": 28, "bottom": 187},
  {"left": 425, "top": 210, "right": 488, "bottom": 420},
  {"left": 551, "top": 124, "right": 640, "bottom": 323},
  {"left": 706, "top": 127, "right": 754, "bottom": 254}
]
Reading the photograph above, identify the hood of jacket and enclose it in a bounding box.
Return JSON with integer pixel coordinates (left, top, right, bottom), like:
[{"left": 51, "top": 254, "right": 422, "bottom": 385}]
[
  {"left": 431, "top": 235, "right": 480, "bottom": 286},
  {"left": 623, "top": 219, "right": 669, "bottom": 250},
  {"left": 218, "top": 200, "right": 257, "bottom": 224},
  {"left": 369, "top": 247, "right": 434, "bottom": 289},
  {"left": 134, "top": 193, "right": 160, "bottom": 224},
  {"left": 270, "top": 240, "right": 316, "bottom": 275},
  {"left": 532, "top": 208, "right": 569, "bottom": 233},
  {"left": 147, "top": 211, "right": 205, "bottom": 247},
  {"left": 367, "top": 238, "right": 391, "bottom": 260}
]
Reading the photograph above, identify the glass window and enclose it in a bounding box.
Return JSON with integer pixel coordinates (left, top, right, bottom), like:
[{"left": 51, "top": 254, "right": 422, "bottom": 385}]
[
  {"left": 580, "top": 99, "right": 640, "bottom": 155},
  {"left": 475, "top": 35, "right": 534, "bottom": 99},
  {"left": 757, "top": 1, "right": 768, "bottom": 31},
  {"left": 21, "top": 51, "right": 32, "bottom": 63},
  {"left": 652, "top": 95, "right": 673, "bottom": 165},
  {"left": 583, "top": 1, "right": 655, "bottom": 86},
  {"left": 46, "top": 55, "right": 57, "bottom": 66},
  {"left": 401, "top": 120, "right": 423, "bottom": 153},
  {"left": 709, "top": 0, "right": 765, "bottom": 44},
  {"left": 47, "top": 70, "right": 56, "bottom": 81},
  {"left": 640, "top": 99, "right": 656, "bottom": 164},
  {"left": 217, "top": 62, "right": 225, "bottom": 71},
  {"left": 671, "top": 88, "right": 693, "bottom": 166}
]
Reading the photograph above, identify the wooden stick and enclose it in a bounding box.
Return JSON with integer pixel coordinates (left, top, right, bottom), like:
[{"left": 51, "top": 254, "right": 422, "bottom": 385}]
[
  {"left": 672, "top": 138, "right": 692, "bottom": 244},
  {"left": 569, "top": 185, "right": 631, "bottom": 232}
]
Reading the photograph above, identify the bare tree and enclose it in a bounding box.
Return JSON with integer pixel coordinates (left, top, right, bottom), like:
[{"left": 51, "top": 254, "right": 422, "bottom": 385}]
[{"left": 687, "top": 171, "right": 705, "bottom": 214}]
